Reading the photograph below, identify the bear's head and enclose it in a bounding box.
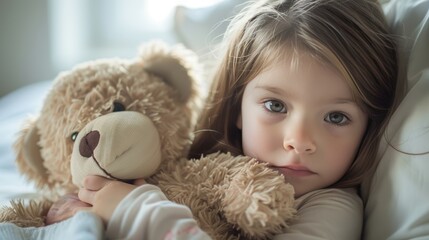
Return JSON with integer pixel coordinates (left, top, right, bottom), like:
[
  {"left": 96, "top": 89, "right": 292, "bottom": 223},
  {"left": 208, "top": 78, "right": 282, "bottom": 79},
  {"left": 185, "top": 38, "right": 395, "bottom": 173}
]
[{"left": 15, "top": 42, "right": 201, "bottom": 198}]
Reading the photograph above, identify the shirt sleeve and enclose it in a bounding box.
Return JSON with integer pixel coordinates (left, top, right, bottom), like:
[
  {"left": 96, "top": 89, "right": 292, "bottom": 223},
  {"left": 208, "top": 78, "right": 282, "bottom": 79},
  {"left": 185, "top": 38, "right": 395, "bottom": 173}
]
[
  {"left": 273, "top": 188, "right": 363, "bottom": 240},
  {"left": 106, "top": 184, "right": 212, "bottom": 240}
]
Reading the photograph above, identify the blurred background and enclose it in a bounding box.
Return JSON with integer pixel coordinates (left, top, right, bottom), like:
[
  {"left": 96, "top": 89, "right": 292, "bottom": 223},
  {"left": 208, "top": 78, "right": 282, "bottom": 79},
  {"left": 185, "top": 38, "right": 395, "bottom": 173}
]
[{"left": 0, "top": 0, "right": 247, "bottom": 98}]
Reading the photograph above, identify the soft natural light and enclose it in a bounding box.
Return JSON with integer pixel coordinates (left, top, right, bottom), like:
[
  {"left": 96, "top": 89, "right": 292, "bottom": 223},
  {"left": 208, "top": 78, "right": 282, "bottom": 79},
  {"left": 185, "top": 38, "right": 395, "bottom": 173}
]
[
  {"left": 175, "top": 0, "right": 225, "bottom": 8},
  {"left": 143, "top": 1, "right": 176, "bottom": 29},
  {"left": 48, "top": 0, "right": 227, "bottom": 71}
]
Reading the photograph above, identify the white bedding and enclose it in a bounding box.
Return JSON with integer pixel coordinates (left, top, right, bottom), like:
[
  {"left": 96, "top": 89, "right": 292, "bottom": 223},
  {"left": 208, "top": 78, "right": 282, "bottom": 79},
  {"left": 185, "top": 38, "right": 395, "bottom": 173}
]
[{"left": 0, "top": 81, "right": 52, "bottom": 205}]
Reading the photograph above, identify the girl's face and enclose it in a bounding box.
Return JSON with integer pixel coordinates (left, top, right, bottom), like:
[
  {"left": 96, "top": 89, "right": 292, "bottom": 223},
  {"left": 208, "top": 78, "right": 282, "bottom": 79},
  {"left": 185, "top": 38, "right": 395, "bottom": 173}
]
[{"left": 238, "top": 52, "right": 368, "bottom": 197}]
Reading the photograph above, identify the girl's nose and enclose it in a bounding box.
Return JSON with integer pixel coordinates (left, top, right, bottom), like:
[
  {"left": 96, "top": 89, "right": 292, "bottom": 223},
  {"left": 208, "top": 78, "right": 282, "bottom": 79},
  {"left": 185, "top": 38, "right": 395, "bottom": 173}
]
[{"left": 283, "top": 122, "right": 316, "bottom": 154}]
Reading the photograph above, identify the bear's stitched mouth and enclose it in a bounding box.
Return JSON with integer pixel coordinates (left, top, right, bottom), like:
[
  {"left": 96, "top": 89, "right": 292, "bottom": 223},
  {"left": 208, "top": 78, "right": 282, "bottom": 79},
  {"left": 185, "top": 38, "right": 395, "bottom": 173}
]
[
  {"left": 90, "top": 154, "right": 133, "bottom": 183},
  {"left": 91, "top": 155, "right": 134, "bottom": 184}
]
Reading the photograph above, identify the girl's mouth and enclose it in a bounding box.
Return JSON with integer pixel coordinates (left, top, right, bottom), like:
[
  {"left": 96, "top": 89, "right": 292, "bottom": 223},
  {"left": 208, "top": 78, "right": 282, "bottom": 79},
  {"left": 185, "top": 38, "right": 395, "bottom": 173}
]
[{"left": 271, "top": 165, "right": 316, "bottom": 177}]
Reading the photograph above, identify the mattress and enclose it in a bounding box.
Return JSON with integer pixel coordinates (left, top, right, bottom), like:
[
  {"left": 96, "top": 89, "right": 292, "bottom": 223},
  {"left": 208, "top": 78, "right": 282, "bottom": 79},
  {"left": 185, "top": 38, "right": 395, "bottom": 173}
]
[{"left": 0, "top": 81, "right": 52, "bottom": 205}]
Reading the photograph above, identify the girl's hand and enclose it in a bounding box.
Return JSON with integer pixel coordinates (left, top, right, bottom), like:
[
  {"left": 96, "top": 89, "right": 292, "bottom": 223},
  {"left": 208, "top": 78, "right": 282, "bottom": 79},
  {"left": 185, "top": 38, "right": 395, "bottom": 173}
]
[
  {"left": 78, "top": 176, "right": 139, "bottom": 224},
  {"left": 45, "top": 193, "right": 92, "bottom": 225},
  {"left": 133, "top": 178, "right": 146, "bottom": 186}
]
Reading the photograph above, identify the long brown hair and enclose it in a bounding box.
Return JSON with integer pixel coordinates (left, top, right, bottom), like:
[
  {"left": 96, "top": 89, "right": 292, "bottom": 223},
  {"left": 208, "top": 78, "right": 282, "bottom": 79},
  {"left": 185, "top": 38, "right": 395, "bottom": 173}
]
[{"left": 189, "top": 0, "right": 398, "bottom": 188}]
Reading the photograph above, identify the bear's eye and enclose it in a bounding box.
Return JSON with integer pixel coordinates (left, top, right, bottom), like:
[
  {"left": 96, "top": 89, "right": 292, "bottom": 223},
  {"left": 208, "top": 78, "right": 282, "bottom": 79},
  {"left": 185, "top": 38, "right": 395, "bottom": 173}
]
[
  {"left": 112, "top": 101, "right": 126, "bottom": 112},
  {"left": 71, "top": 132, "right": 79, "bottom": 142}
]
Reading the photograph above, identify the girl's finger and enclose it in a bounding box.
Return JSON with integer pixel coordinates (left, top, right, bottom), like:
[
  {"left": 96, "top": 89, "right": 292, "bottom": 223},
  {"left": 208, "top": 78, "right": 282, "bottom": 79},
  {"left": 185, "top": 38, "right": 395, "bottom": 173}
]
[
  {"left": 133, "top": 178, "right": 146, "bottom": 186},
  {"left": 83, "top": 175, "right": 111, "bottom": 191},
  {"left": 78, "top": 188, "right": 96, "bottom": 204}
]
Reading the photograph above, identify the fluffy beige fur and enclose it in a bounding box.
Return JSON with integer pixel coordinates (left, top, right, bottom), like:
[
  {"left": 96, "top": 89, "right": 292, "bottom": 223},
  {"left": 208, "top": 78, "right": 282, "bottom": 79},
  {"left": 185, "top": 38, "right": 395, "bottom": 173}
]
[{"left": 0, "top": 42, "right": 296, "bottom": 239}]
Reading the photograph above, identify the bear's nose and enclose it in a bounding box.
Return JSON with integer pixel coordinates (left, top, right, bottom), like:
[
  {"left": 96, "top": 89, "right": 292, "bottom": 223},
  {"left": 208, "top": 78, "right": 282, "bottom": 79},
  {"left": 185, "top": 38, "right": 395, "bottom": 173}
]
[{"left": 79, "top": 130, "right": 100, "bottom": 158}]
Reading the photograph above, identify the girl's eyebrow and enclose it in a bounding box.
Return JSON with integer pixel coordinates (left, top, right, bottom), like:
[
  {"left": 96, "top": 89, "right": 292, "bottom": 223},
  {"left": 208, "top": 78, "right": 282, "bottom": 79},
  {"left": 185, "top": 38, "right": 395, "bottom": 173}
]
[
  {"left": 332, "top": 98, "right": 356, "bottom": 104},
  {"left": 255, "top": 85, "right": 356, "bottom": 104},
  {"left": 254, "top": 85, "right": 286, "bottom": 95}
]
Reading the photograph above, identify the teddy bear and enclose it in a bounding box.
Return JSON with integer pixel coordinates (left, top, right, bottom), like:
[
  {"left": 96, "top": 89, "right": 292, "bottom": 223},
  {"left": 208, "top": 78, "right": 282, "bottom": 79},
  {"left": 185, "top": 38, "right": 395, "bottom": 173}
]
[{"left": 0, "top": 42, "right": 296, "bottom": 239}]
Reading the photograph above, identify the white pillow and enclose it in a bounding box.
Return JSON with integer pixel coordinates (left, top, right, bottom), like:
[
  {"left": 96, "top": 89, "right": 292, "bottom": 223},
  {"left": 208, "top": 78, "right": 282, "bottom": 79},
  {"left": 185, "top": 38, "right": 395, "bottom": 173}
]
[
  {"left": 173, "top": 1, "right": 247, "bottom": 55},
  {"left": 361, "top": 0, "right": 429, "bottom": 239}
]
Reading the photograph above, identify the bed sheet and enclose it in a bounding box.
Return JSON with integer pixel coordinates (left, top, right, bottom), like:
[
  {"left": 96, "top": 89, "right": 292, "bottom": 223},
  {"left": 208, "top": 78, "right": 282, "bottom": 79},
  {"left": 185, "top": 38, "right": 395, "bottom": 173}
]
[{"left": 0, "top": 81, "right": 52, "bottom": 206}]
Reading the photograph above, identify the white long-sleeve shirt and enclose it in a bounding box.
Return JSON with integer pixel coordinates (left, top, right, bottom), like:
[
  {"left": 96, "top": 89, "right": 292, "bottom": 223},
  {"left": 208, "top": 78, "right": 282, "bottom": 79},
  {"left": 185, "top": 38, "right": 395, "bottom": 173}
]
[
  {"left": 106, "top": 185, "right": 362, "bottom": 240},
  {"left": 274, "top": 188, "right": 363, "bottom": 240}
]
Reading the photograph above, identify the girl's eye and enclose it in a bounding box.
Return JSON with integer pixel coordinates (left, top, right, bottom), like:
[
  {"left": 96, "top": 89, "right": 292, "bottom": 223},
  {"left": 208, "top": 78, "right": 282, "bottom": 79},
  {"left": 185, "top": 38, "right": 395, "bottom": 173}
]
[
  {"left": 263, "top": 100, "right": 286, "bottom": 113},
  {"left": 325, "top": 112, "right": 349, "bottom": 125},
  {"left": 71, "top": 132, "right": 79, "bottom": 142},
  {"left": 112, "top": 101, "right": 126, "bottom": 112}
]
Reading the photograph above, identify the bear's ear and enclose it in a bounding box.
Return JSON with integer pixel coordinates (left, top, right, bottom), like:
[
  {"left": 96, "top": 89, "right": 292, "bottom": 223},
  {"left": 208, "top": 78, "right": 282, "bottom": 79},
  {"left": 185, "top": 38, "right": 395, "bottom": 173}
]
[
  {"left": 14, "top": 117, "right": 48, "bottom": 188},
  {"left": 139, "top": 42, "right": 199, "bottom": 103}
]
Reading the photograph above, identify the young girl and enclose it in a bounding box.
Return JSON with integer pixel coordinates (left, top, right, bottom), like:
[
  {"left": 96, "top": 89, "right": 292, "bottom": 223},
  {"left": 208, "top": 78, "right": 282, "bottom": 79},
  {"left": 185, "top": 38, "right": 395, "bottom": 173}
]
[{"left": 50, "top": 0, "right": 398, "bottom": 239}]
